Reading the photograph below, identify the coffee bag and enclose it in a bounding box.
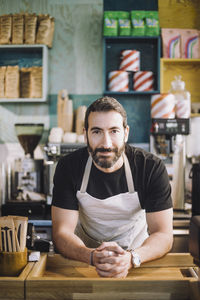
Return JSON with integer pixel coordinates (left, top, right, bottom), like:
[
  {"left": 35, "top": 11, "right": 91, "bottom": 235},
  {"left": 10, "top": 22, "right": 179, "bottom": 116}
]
[
  {"left": 12, "top": 14, "right": 24, "bottom": 44},
  {"left": 0, "top": 15, "right": 12, "bottom": 44},
  {"left": 5, "top": 65, "right": 20, "bottom": 98}
]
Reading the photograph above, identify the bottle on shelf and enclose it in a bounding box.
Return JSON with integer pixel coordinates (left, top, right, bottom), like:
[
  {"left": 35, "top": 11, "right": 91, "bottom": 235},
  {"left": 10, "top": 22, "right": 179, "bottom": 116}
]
[{"left": 170, "top": 75, "right": 191, "bottom": 119}]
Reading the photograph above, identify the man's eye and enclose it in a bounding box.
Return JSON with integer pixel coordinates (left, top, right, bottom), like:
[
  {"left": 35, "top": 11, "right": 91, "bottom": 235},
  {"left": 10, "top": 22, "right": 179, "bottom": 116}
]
[
  {"left": 92, "top": 130, "right": 101, "bottom": 134},
  {"left": 111, "top": 130, "right": 118, "bottom": 134}
]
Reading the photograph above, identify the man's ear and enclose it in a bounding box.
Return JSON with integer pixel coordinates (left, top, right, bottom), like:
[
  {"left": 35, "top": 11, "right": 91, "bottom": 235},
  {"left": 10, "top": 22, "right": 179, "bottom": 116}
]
[{"left": 124, "top": 125, "right": 129, "bottom": 143}]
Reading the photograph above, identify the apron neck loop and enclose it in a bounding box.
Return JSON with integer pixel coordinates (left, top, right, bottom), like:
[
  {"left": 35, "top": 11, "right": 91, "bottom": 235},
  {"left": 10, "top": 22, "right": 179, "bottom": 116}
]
[{"left": 80, "top": 152, "right": 135, "bottom": 193}]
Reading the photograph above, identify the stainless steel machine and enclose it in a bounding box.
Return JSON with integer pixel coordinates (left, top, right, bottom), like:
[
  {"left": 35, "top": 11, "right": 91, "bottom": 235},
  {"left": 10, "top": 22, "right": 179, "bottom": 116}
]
[
  {"left": 43, "top": 142, "right": 85, "bottom": 204},
  {"left": 12, "top": 123, "right": 44, "bottom": 201},
  {"left": 150, "top": 118, "right": 190, "bottom": 211}
]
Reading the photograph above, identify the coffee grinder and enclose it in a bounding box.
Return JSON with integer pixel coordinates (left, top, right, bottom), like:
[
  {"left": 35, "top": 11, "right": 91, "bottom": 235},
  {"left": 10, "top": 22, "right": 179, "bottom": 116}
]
[{"left": 12, "top": 123, "right": 44, "bottom": 201}]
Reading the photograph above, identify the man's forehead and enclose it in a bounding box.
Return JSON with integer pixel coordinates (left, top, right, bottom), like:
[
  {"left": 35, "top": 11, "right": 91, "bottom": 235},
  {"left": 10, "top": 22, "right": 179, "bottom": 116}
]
[{"left": 88, "top": 111, "right": 124, "bottom": 127}]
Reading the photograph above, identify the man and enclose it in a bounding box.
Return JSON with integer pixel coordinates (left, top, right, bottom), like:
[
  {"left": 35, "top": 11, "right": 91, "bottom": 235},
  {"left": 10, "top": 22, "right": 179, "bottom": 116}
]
[{"left": 51, "top": 96, "right": 173, "bottom": 278}]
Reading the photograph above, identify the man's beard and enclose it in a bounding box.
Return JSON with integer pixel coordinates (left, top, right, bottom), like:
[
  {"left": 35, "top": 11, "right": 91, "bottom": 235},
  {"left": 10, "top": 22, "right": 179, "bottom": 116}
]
[{"left": 87, "top": 141, "right": 125, "bottom": 169}]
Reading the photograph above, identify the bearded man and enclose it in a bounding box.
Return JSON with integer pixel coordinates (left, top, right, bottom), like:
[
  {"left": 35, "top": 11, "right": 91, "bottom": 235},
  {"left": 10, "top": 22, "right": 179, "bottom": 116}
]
[{"left": 51, "top": 96, "right": 173, "bottom": 278}]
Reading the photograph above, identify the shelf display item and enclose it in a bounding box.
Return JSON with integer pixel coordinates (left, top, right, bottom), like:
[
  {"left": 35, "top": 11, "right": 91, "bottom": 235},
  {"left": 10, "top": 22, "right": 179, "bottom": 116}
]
[
  {"left": 0, "top": 66, "right": 6, "bottom": 97},
  {"left": 181, "top": 29, "right": 200, "bottom": 59},
  {"left": 131, "top": 10, "right": 145, "bottom": 36},
  {"left": 108, "top": 70, "right": 129, "bottom": 92},
  {"left": 133, "top": 71, "right": 154, "bottom": 91},
  {"left": 0, "top": 14, "right": 12, "bottom": 44},
  {"left": 36, "top": 14, "right": 55, "bottom": 48},
  {"left": 145, "top": 11, "right": 160, "bottom": 36},
  {"left": 170, "top": 75, "right": 191, "bottom": 118},
  {"left": 118, "top": 11, "right": 131, "bottom": 36},
  {"left": 103, "top": 11, "right": 118, "bottom": 36},
  {"left": 161, "top": 28, "right": 181, "bottom": 58},
  {"left": 5, "top": 65, "right": 20, "bottom": 98},
  {"left": 151, "top": 93, "right": 175, "bottom": 119},
  {"left": 119, "top": 50, "right": 140, "bottom": 72},
  {"left": 24, "top": 13, "right": 37, "bottom": 44},
  {"left": 12, "top": 14, "right": 24, "bottom": 44}
]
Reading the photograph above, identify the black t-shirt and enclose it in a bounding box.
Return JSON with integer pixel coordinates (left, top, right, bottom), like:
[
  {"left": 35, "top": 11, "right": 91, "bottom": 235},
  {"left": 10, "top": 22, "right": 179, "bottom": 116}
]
[{"left": 52, "top": 144, "right": 172, "bottom": 212}]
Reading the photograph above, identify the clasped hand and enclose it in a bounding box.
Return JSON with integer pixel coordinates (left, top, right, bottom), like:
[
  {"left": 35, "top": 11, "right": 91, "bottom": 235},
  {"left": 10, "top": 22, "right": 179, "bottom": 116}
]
[{"left": 93, "top": 241, "right": 132, "bottom": 278}]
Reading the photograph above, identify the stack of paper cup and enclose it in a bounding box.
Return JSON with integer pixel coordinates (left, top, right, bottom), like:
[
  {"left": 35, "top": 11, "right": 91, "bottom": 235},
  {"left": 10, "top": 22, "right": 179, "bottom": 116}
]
[
  {"left": 151, "top": 93, "right": 175, "bottom": 119},
  {"left": 108, "top": 70, "right": 129, "bottom": 92},
  {"left": 133, "top": 71, "right": 154, "bottom": 91},
  {"left": 119, "top": 50, "right": 140, "bottom": 72}
]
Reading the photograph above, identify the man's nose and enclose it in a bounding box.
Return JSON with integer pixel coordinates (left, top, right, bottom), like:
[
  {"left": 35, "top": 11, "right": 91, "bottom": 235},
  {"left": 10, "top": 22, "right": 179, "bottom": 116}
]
[{"left": 102, "top": 132, "right": 112, "bottom": 148}]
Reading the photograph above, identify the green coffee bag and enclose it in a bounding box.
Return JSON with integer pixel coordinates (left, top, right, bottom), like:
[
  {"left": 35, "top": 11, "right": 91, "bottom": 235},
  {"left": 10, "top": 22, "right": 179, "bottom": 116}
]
[
  {"left": 145, "top": 11, "right": 160, "bottom": 36},
  {"left": 118, "top": 11, "right": 131, "bottom": 36},
  {"left": 131, "top": 10, "right": 145, "bottom": 36},
  {"left": 103, "top": 11, "right": 118, "bottom": 36}
]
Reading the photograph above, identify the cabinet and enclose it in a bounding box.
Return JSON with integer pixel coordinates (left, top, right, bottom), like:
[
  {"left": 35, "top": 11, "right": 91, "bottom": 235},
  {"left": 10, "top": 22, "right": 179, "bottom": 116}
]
[
  {"left": 0, "top": 44, "right": 48, "bottom": 102},
  {"left": 160, "top": 58, "right": 200, "bottom": 114},
  {"left": 102, "top": 0, "right": 159, "bottom": 143},
  {"left": 103, "top": 36, "right": 161, "bottom": 95}
]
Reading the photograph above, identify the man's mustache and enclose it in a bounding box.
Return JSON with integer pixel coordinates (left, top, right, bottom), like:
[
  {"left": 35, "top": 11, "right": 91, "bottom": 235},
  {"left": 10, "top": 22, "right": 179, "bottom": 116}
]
[{"left": 94, "top": 148, "right": 117, "bottom": 155}]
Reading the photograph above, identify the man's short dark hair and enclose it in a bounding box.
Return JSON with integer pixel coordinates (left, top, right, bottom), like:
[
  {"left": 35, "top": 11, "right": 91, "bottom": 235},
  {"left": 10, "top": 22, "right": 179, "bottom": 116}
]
[{"left": 84, "top": 96, "right": 127, "bottom": 131}]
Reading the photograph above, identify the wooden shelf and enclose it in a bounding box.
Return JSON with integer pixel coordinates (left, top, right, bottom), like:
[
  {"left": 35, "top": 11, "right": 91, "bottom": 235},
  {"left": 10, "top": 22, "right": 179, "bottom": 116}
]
[
  {"left": 160, "top": 58, "right": 200, "bottom": 103},
  {"left": 0, "top": 44, "right": 48, "bottom": 103},
  {"left": 103, "top": 36, "right": 161, "bottom": 94}
]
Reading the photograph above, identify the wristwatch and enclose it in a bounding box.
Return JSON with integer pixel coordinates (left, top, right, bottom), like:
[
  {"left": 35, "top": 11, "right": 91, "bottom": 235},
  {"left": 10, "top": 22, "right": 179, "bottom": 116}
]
[{"left": 130, "top": 250, "right": 141, "bottom": 268}]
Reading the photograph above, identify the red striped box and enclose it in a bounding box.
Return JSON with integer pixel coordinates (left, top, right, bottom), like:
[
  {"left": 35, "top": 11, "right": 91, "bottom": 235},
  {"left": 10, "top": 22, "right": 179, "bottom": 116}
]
[
  {"left": 133, "top": 71, "right": 154, "bottom": 91},
  {"left": 119, "top": 50, "right": 140, "bottom": 72},
  {"left": 151, "top": 93, "right": 175, "bottom": 119},
  {"left": 108, "top": 70, "right": 129, "bottom": 92}
]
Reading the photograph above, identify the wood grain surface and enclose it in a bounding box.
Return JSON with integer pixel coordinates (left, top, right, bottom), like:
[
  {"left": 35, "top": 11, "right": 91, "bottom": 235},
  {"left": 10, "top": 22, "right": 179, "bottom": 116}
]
[{"left": 25, "top": 253, "right": 199, "bottom": 300}]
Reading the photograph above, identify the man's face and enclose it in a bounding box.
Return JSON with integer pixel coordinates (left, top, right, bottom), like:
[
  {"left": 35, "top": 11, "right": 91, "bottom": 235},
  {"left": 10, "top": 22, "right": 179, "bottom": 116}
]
[{"left": 85, "top": 111, "right": 129, "bottom": 171}]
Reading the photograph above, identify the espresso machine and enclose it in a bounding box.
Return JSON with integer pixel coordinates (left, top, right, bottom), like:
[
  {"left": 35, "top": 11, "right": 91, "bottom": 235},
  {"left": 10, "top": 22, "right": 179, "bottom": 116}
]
[
  {"left": 12, "top": 123, "right": 44, "bottom": 201},
  {"left": 150, "top": 118, "right": 190, "bottom": 211}
]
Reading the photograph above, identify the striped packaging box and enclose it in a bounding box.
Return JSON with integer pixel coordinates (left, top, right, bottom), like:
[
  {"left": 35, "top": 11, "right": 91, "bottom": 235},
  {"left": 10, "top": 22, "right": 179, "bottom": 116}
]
[
  {"left": 151, "top": 93, "right": 175, "bottom": 119},
  {"left": 119, "top": 50, "right": 140, "bottom": 72},
  {"left": 108, "top": 70, "right": 129, "bottom": 92},
  {"left": 133, "top": 71, "right": 154, "bottom": 91},
  {"left": 176, "top": 100, "right": 190, "bottom": 118}
]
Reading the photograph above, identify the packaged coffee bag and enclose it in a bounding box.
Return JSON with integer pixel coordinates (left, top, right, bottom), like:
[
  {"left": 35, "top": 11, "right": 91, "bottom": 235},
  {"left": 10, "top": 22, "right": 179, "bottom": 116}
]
[
  {"left": 47, "top": 17, "right": 55, "bottom": 48},
  {"left": 5, "top": 66, "right": 20, "bottom": 98},
  {"left": 36, "top": 14, "right": 54, "bottom": 47},
  {"left": 0, "top": 15, "right": 12, "bottom": 44},
  {"left": 12, "top": 14, "right": 24, "bottom": 44},
  {"left": 145, "top": 11, "right": 160, "bottom": 36},
  {"left": 131, "top": 11, "right": 145, "bottom": 36},
  {"left": 20, "top": 68, "right": 32, "bottom": 98},
  {"left": 181, "top": 29, "right": 200, "bottom": 58},
  {"left": 24, "top": 13, "right": 37, "bottom": 44},
  {"left": 103, "top": 11, "right": 118, "bottom": 36},
  {"left": 0, "top": 66, "right": 6, "bottom": 97},
  {"left": 161, "top": 28, "right": 181, "bottom": 58},
  {"left": 30, "top": 66, "right": 42, "bottom": 98},
  {"left": 118, "top": 11, "right": 131, "bottom": 36}
]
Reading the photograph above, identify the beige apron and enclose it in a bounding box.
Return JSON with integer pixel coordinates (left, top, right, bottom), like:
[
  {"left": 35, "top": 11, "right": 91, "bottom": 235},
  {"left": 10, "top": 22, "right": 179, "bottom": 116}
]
[{"left": 75, "top": 153, "right": 149, "bottom": 250}]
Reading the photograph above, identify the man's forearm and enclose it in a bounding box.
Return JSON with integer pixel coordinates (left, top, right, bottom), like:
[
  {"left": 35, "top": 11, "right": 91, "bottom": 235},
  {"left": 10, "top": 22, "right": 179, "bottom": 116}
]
[
  {"left": 52, "top": 229, "right": 92, "bottom": 264},
  {"left": 134, "top": 232, "right": 173, "bottom": 264}
]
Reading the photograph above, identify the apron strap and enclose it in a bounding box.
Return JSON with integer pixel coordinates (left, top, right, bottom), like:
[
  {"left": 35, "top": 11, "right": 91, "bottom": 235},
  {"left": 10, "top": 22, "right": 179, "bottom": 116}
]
[
  {"left": 123, "top": 153, "right": 135, "bottom": 193},
  {"left": 80, "top": 152, "right": 135, "bottom": 193},
  {"left": 80, "top": 155, "right": 93, "bottom": 193}
]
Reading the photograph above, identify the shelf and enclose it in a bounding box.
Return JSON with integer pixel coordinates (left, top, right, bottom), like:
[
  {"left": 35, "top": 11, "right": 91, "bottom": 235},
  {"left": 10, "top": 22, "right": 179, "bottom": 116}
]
[
  {"left": 0, "top": 44, "right": 48, "bottom": 103},
  {"left": 160, "top": 58, "right": 200, "bottom": 103},
  {"left": 104, "top": 90, "right": 160, "bottom": 95},
  {"left": 103, "top": 36, "right": 161, "bottom": 94},
  {"left": 0, "top": 98, "right": 48, "bottom": 103}
]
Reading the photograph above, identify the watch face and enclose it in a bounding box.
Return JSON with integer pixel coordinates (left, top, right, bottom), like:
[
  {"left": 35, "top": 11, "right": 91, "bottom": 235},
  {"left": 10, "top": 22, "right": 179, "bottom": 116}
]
[{"left": 132, "top": 251, "right": 141, "bottom": 267}]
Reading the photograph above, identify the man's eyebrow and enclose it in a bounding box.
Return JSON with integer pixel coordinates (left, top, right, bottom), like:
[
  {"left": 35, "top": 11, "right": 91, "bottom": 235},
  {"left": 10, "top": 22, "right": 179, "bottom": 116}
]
[
  {"left": 90, "top": 126, "right": 121, "bottom": 131},
  {"left": 90, "top": 126, "right": 102, "bottom": 131}
]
